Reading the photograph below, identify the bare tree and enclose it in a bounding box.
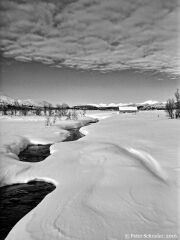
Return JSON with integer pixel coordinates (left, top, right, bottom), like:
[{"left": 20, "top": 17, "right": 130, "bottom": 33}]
[
  {"left": 61, "top": 103, "right": 69, "bottom": 116},
  {"left": 56, "top": 104, "right": 62, "bottom": 117},
  {"left": 47, "top": 103, "right": 53, "bottom": 116},
  {"left": 44, "top": 106, "right": 47, "bottom": 116},
  {"left": 66, "top": 111, "right": 71, "bottom": 120},
  {"left": 14, "top": 100, "right": 19, "bottom": 116},
  {"left": 174, "top": 89, "right": 180, "bottom": 118},
  {"left": 45, "top": 116, "right": 51, "bottom": 126},
  {"left": 35, "top": 107, "right": 42, "bottom": 116},
  {"left": 8, "top": 105, "right": 14, "bottom": 116},
  {"left": 53, "top": 115, "right": 57, "bottom": 124},
  {"left": 2, "top": 102, "right": 8, "bottom": 115},
  {"left": 68, "top": 109, "right": 79, "bottom": 120},
  {"left": 165, "top": 98, "right": 175, "bottom": 119},
  {"left": 21, "top": 105, "right": 28, "bottom": 116},
  {"left": 82, "top": 109, "right": 86, "bottom": 117}
]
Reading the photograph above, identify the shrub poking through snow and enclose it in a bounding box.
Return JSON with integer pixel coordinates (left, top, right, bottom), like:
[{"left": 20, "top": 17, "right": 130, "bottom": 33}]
[
  {"left": 83, "top": 109, "right": 86, "bottom": 117},
  {"left": 45, "top": 116, "right": 51, "bottom": 126},
  {"left": 65, "top": 110, "right": 80, "bottom": 120},
  {"left": 53, "top": 115, "right": 57, "bottom": 125},
  {"left": 71, "top": 109, "right": 78, "bottom": 120}
]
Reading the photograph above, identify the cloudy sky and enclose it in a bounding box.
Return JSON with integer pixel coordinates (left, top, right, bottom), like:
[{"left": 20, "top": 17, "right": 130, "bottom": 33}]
[{"left": 0, "top": 0, "right": 180, "bottom": 104}]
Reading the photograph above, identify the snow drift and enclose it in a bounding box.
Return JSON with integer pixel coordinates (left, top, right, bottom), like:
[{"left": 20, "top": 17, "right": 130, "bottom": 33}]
[{"left": 0, "top": 111, "right": 179, "bottom": 240}]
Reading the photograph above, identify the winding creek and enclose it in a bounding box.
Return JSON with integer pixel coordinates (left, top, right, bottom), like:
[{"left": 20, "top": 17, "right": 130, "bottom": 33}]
[{"left": 0, "top": 127, "right": 85, "bottom": 240}]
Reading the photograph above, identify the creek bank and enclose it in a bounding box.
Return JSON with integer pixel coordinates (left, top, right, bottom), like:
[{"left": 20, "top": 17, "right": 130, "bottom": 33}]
[
  {"left": 18, "top": 127, "right": 84, "bottom": 163},
  {"left": 0, "top": 125, "right": 92, "bottom": 239},
  {"left": 0, "top": 181, "right": 56, "bottom": 240}
]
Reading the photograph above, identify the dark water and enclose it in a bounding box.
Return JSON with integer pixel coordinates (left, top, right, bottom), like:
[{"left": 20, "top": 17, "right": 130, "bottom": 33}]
[
  {"left": 0, "top": 181, "right": 55, "bottom": 240},
  {"left": 0, "top": 127, "right": 84, "bottom": 239},
  {"left": 63, "top": 128, "right": 84, "bottom": 142},
  {"left": 18, "top": 128, "right": 84, "bottom": 163},
  {"left": 18, "top": 144, "right": 51, "bottom": 162}
]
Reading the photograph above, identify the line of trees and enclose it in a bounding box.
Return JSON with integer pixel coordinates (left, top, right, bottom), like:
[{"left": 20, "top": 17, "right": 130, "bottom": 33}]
[
  {"left": 165, "top": 89, "right": 180, "bottom": 119},
  {"left": 0, "top": 102, "right": 70, "bottom": 117},
  {"left": 0, "top": 100, "right": 87, "bottom": 125}
]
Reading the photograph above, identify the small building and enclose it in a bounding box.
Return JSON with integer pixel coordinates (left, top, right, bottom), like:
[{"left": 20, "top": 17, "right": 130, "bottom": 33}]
[{"left": 119, "top": 106, "right": 138, "bottom": 113}]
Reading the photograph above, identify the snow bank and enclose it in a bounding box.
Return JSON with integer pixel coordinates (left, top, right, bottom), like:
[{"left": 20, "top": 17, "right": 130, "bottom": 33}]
[
  {"left": 1, "top": 111, "right": 179, "bottom": 240},
  {"left": 0, "top": 117, "right": 95, "bottom": 186}
]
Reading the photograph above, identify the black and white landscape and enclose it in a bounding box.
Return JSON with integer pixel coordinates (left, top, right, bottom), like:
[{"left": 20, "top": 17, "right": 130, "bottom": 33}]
[{"left": 0, "top": 1, "right": 179, "bottom": 240}]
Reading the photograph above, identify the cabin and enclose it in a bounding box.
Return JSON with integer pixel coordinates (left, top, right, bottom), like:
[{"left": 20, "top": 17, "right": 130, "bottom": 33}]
[{"left": 119, "top": 106, "right": 138, "bottom": 113}]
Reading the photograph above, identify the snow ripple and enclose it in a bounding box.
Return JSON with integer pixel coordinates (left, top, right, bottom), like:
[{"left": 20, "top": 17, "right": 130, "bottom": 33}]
[{"left": 126, "top": 148, "right": 168, "bottom": 182}]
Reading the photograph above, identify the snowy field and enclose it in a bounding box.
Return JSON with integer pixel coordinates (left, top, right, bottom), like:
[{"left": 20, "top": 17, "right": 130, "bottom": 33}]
[{"left": 0, "top": 111, "right": 179, "bottom": 240}]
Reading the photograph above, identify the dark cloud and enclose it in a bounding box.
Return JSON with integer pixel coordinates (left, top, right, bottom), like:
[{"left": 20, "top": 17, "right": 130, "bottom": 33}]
[{"left": 0, "top": 0, "right": 179, "bottom": 74}]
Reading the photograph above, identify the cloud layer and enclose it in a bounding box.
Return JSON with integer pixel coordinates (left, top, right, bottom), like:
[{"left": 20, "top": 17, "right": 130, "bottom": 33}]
[{"left": 0, "top": 0, "right": 179, "bottom": 74}]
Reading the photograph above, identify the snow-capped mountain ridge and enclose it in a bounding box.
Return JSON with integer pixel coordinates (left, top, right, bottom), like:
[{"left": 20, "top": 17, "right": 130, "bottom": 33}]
[
  {"left": 87, "top": 102, "right": 135, "bottom": 108},
  {"left": 0, "top": 93, "right": 166, "bottom": 109},
  {"left": 138, "top": 100, "right": 159, "bottom": 105},
  {"left": 0, "top": 93, "right": 15, "bottom": 105},
  {"left": 0, "top": 94, "right": 52, "bottom": 107},
  {"left": 87, "top": 100, "right": 165, "bottom": 108}
]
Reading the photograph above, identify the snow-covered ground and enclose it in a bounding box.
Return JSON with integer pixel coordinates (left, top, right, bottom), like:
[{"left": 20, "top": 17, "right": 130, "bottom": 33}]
[
  {"left": 0, "top": 111, "right": 179, "bottom": 240},
  {"left": 86, "top": 110, "right": 118, "bottom": 119}
]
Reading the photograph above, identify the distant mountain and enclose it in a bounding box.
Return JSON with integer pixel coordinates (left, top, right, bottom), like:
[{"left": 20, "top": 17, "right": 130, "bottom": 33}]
[
  {"left": 0, "top": 93, "right": 166, "bottom": 111},
  {"left": 17, "top": 99, "right": 38, "bottom": 106},
  {"left": 17, "top": 99, "right": 52, "bottom": 107},
  {"left": 73, "top": 101, "right": 166, "bottom": 110},
  {"left": 86, "top": 102, "right": 134, "bottom": 108},
  {"left": 138, "top": 100, "right": 159, "bottom": 105},
  {"left": 137, "top": 101, "right": 166, "bottom": 110},
  {"left": 0, "top": 94, "right": 16, "bottom": 105},
  {"left": 0, "top": 94, "right": 53, "bottom": 108}
]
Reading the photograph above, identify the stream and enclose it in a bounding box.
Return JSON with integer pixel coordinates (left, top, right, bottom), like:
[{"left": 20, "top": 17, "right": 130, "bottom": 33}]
[
  {"left": 18, "top": 128, "right": 84, "bottom": 163},
  {"left": 0, "top": 127, "right": 84, "bottom": 239}
]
